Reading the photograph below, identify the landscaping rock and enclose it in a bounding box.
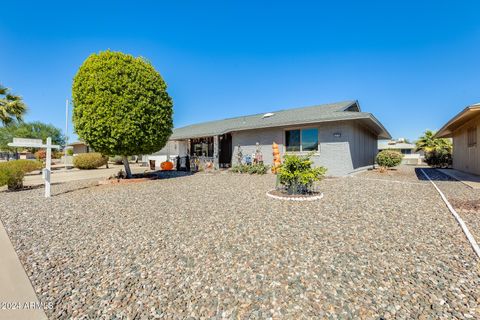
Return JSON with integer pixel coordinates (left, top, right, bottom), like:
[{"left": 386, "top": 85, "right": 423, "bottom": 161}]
[{"left": 0, "top": 167, "right": 478, "bottom": 319}]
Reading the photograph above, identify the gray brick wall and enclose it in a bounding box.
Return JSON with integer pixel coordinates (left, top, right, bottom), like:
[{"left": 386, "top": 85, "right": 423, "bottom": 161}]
[{"left": 231, "top": 120, "right": 377, "bottom": 176}]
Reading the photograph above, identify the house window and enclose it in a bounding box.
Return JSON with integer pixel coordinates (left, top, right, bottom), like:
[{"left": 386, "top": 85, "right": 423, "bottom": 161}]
[
  {"left": 190, "top": 137, "right": 214, "bottom": 157},
  {"left": 285, "top": 128, "right": 319, "bottom": 152},
  {"left": 285, "top": 130, "right": 300, "bottom": 152},
  {"left": 302, "top": 128, "right": 319, "bottom": 151},
  {"left": 468, "top": 127, "right": 477, "bottom": 148}
]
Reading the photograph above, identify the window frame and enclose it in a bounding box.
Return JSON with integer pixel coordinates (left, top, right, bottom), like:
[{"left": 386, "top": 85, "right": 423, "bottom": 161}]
[
  {"left": 467, "top": 126, "right": 477, "bottom": 148},
  {"left": 190, "top": 137, "right": 214, "bottom": 157},
  {"left": 284, "top": 127, "right": 319, "bottom": 153},
  {"left": 285, "top": 129, "right": 301, "bottom": 152}
]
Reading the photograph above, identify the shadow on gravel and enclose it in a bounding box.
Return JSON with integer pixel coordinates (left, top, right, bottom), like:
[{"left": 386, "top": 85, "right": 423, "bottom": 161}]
[
  {"left": 1, "top": 182, "right": 64, "bottom": 193},
  {"left": 150, "top": 171, "right": 194, "bottom": 180},
  {"left": 53, "top": 172, "right": 195, "bottom": 196},
  {"left": 415, "top": 168, "right": 429, "bottom": 181},
  {"left": 414, "top": 168, "right": 455, "bottom": 182},
  {"left": 52, "top": 185, "right": 95, "bottom": 197}
]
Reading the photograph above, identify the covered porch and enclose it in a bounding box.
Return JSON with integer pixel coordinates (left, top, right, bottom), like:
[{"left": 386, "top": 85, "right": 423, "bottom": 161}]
[{"left": 171, "top": 133, "right": 233, "bottom": 171}]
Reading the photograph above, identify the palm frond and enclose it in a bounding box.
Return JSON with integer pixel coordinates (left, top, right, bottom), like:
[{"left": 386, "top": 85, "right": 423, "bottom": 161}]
[{"left": 0, "top": 85, "right": 27, "bottom": 125}]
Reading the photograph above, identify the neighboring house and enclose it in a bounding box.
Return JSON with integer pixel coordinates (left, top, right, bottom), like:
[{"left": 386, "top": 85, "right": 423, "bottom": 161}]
[
  {"left": 151, "top": 100, "right": 391, "bottom": 176},
  {"left": 68, "top": 141, "right": 92, "bottom": 155},
  {"left": 435, "top": 103, "right": 480, "bottom": 175},
  {"left": 144, "top": 140, "right": 184, "bottom": 169},
  {"left": 18, "top": 149, "right": 35, "bottom": 160},
  {"left": 377, "top": 138, "right": 423, "bottom": 165}
]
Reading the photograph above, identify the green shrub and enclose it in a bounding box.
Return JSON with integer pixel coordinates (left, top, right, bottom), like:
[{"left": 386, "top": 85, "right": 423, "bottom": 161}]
[
  {"left": 110, "top": 155, "right": 124, "bottom": 165},
  {"left": 0, "top": 165, "right": 24, "bottom": 190},
  {"left": 72, "top": 50, "right": 173, "bottom": 178},
  {"left": 73, "top": 153, "right": 108, "bottom": 169},
  {"left": 376, "top": 150, "right": 403, "bottom": 169},
  {"left": 278, "top": 153, "right": 326, "bottom": 194},
  {"left": 425, "top": 149, "right": 452, "bottom": 168},
  {"left": 231, "top": 164, "right": 248, "bottom": 173},
  {"left": 0, "top": 160, "right": 43, "bottom": 190},
  {"left": 231, "top": 163, "right": 269, "bottom": 174},
  {"left": 52, "top": 151, "right": 63, "bottom": 159},
  {"left": 66, "top": 149, "right": 74, "bottom": 156},
  {"left": 247, "top": 163, "right": 270, "bottom": 174},
  {"left": 13, "top": 159, "right": 44, "bottom": 173}
]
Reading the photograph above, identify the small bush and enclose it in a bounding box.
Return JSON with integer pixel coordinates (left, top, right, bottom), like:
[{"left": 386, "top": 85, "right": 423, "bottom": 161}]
[
  {"left": 247, "top": 163, "right": 270, "bottom": 174},
  {"left": 13, "top": 159, "right": 44, "bottom": 173},
  {"left": 66, "top": 149, "right": 74, "bottom": 156},
  {"left": 231, "top": 163, "right": 269, "bottom": 174},
  {"left": 35, "top": 149, "right": 62, "bottom": 160},
  {"left": 231, "top": 164, "right": 248, "bottom": 173},
  {"left": 52, "top": 151, "right": 63, "bottom": 159},
  {"left": 376, "top": 150, "right": 403, "bottom": 169},
  {"left": 0, "top": 160, "right": 43, "bottom": 190},
  {"left": 73, "top": 153, "right": 108, "bottom": 169},
  {"left": 425, "top": 149, "right": 452, "bottom": 168},
  {"left": 110, "top": 155, "right": 124, "bottom": 165},
  {"left": 35, "top": 149, "right": 46, "bottom": 160},
  {"left": 278, "top": 153, "right": 326, "bottom": 194}
]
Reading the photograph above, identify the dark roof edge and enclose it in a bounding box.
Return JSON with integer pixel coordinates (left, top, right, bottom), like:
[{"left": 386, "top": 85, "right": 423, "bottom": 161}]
[
  {"left": 365, "top": 113, "right": 392, "bottom": 139},
  {"left": 342, "top": 100, "right": 361, "bottom": 112},
  {"left": 435, "top": 104, "right": 480, "bottom": 138}
]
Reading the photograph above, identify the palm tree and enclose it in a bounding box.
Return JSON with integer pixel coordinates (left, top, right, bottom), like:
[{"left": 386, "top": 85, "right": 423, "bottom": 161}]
[
  {"left": 415, "top": 129, "right": 452, "bottom": 153},
  {"left": 0, "top": 84, "right": 27, "bottom": 125}
]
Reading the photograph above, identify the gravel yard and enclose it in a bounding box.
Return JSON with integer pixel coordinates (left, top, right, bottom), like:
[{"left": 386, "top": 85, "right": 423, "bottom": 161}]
[
  {"left": 421, "top": 168, "right": 480, "bottom": 248},
  {"left": 354, "top": 165, "right": 429, "bottom": 184},
  {"left": 0, "top": 167, "right": 479, "bottom": 319}
]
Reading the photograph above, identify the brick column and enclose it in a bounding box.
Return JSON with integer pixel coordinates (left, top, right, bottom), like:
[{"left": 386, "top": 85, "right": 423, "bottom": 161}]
[{"left": 213, "top": 135, "right": 219, "bottom": 169}]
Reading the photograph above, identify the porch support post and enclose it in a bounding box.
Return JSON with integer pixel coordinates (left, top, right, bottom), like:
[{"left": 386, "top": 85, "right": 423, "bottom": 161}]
[{"left": 213, "top": 135, "right": 219, "bottom": 170}]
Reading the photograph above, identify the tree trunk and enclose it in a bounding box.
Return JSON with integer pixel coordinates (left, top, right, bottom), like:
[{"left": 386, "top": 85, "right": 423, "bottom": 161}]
[
  {"left": 103, "top": 155, "right": 109, "bottom": 168},
  {"left": 123, "top": 156, "right": 132, "bottom": 178}
]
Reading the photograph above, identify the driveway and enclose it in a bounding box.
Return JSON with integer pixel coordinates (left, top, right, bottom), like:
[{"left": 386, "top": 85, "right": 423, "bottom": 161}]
[{"left": 0, "top": 166, "right": 478, "bottom": 319}]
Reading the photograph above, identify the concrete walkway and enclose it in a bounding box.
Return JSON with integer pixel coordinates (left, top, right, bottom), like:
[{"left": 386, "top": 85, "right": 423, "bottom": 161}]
[
  {"left": 0, "top": 220, "right": 47, "bottom": 320},
  {"left": 438, "top": 168, "right": 480, "bottom": 189}
]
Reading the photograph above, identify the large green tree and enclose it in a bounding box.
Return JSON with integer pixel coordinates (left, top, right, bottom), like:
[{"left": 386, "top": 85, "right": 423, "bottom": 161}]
[
  {"left": 0, "top": 121, "right": 65, "bottom": 151},
  {"left": 72, "top": 51, "right": 173, "bottom": 177},
  {"left": 0, "top": 84, "right": 27, "bottom": 125},
  {"left": 415, "top": 129, "right": 452, "bottom": 153}
]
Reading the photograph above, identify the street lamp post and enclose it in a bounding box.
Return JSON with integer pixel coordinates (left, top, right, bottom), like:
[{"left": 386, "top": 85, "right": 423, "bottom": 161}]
[{"left": 65, "top": 99, "right": 69, "bottom": 170}]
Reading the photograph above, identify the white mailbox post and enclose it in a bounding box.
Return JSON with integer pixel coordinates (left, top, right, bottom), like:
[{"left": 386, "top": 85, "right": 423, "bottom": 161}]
[{"left": 8, "top": 137, "right": 60, "bottom": 198}]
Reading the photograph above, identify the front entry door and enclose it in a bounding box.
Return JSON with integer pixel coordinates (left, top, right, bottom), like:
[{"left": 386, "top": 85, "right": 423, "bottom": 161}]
[{"left": 219, "top": 133, "right": 232, "bottom": 168}]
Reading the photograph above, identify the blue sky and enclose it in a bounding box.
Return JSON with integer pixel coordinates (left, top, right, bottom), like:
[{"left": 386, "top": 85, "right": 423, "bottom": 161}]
[{"left": 1, "top": 1, "right": 479, "bottom": 142}]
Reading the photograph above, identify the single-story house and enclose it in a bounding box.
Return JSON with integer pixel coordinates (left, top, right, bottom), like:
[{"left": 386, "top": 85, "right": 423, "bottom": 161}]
[
  {"left": 151, "top": 100, "right": 391, "bottom": 176},
  {"left": 435, "top": 103, "right": 480, "bottom": 175},
  {"left": 378, "top": 138, "right": 423, "bottom": 165},
  {"left": 67, "top": 141, "right": 92, "bottom": 155},
  {"left": 18, "top": 149, "right": 35, "bottom": 160},
  {"left": 143, "top": 140, "right": 182, "bottom": 169}
]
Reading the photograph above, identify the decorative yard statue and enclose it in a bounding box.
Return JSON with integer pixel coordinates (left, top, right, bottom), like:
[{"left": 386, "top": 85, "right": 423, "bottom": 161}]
[
  {"left": 254, "top": 142, "right": 263, "bottom": 164},
  {"left": 272, "top": 142, "right": 281, "bottom": 173},
  {"left": 236, "top": 145, "right": 243, "bottom": 165}
]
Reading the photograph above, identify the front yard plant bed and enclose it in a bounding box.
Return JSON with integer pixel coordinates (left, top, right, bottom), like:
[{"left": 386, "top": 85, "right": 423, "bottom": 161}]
[
  {"left": 98, "top": 170, "right": 192, "bottom": 185},
  {"left": 266, "top": 189, "right": 324, "bottom": 201}
]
